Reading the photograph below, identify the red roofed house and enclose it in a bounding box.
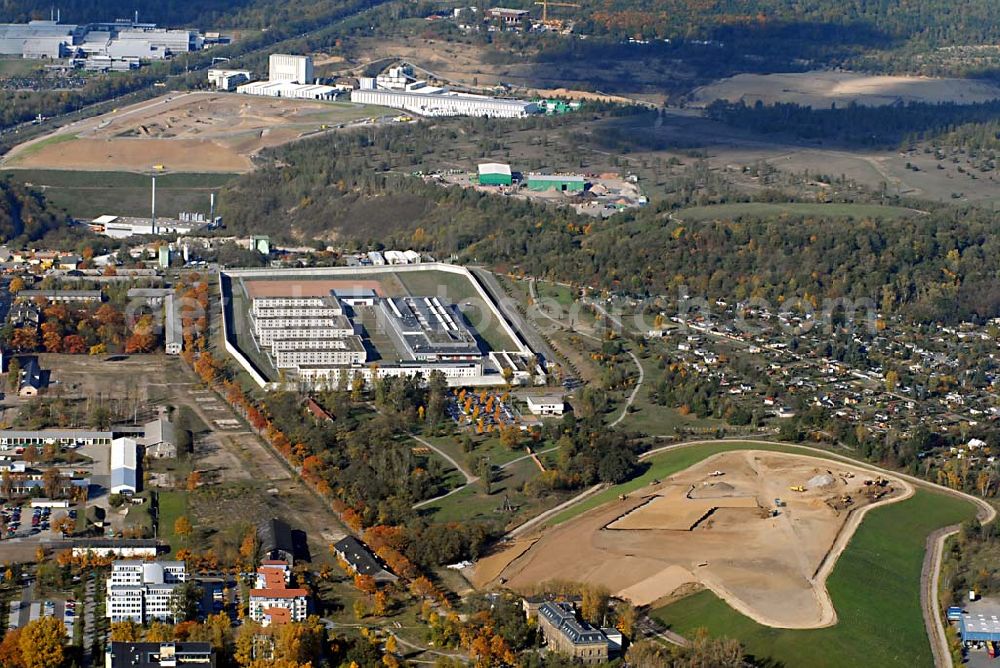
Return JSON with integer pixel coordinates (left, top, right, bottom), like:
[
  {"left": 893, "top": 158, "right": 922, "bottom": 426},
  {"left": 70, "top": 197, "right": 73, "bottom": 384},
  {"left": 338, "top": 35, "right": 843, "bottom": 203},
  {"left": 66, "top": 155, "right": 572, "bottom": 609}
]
[
  {"left": 249, "top": 565, "right": 308, "bottom": 623},
  {"left": 262, "top": 607, "right": 292, "bottom": 627}
]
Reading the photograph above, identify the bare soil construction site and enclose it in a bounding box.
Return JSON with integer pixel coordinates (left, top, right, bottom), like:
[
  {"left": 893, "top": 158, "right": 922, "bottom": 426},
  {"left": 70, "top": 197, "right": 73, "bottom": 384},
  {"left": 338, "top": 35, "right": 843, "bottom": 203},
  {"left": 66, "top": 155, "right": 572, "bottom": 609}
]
[
  {"left": 2, "top": 92, "right": 385, "bottom": 174},
  {"left": 476, "top": 450, "right": 912, "bottom": 628}
]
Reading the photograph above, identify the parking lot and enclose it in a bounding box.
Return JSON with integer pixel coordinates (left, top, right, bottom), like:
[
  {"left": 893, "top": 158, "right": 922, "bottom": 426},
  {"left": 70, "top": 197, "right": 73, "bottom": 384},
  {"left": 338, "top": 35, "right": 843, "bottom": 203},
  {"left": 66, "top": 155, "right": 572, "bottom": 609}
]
[
  {"left": 6, "top": 574, "right": 78, "bottom": 639},
  {"left": 1, "top": 504, "right": 73, "bottom": 541}
]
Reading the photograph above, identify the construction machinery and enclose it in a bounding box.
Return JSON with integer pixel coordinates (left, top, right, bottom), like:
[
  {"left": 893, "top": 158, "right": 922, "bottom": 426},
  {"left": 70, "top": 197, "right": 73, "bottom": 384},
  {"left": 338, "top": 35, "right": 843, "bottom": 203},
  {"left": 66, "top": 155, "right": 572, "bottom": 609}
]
[{"left": 789, "top": 485, "right": 806, "bottom": 493}]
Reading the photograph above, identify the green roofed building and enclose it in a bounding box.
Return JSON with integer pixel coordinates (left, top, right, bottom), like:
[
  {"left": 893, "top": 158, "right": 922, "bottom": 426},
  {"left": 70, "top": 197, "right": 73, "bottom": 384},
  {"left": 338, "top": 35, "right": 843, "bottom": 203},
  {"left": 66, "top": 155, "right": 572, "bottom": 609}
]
[
  {"left": 526, "top": 174, "right": 585, "bottom": 192},
  {"left": 478, "top": 163, "right": 513, "bottom": 186}
]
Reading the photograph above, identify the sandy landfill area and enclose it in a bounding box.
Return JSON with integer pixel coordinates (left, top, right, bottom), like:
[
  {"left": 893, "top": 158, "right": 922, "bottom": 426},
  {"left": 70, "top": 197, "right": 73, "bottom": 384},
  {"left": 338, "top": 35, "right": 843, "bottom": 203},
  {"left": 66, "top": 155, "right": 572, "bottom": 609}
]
[
  {"left": 2, "top": 91, "right": 382, "bottom": 174},
  {"left": 475, "top": 450, "right": 912, "bottom": 628},
  {"left": 690, "top": 71, "right": 1000, "bottom": 108}
]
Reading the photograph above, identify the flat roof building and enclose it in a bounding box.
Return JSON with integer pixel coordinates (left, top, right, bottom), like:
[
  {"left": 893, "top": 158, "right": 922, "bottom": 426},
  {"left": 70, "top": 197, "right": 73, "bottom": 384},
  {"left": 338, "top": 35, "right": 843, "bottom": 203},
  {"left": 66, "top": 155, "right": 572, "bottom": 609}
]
[
  {"left": 208, "top": 68, "right": 252, "bottom": 90},
  {"left": 18, "top": 289, "right": 102, "bottom": 303},
  {"left": 268, "top": 54, "right": 313, "bottom": 84},
  {"left": 236, "top": 80, "right": 336, "bottom": 100},
  {"left": 351, "top": 88, "right": 537, "bottom": 118},
  {"left": 377, "top": 296, "right": 482, "bottom": 362},
  {"left": 960, "top": 611, "right": 1000, "bottom": 644},
  {"left": 106, "top": 560, "right": 187, "bottom": 624},
  {"left": 0, "top": 21, "right": 78, "bottom": 58},
  {"left": 525, "top": 174, "right": 586, "bottom": 192},
  {"left": 106, "top": 642, "right": 214, "bottom": 668},
  {"left": 526, "top": 394, "right": 566, "bottom": 416}
]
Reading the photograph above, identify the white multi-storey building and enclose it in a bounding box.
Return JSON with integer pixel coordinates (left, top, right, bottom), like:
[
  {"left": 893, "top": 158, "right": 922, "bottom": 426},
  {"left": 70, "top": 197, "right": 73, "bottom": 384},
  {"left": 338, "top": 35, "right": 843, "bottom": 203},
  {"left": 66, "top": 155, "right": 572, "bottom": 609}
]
[
  {"left": 268, "top": 54, "right": 313, "bottom": 83},
  {"left": 248, "top": 564, "right": 308, "bottom": 623},
  {"left": 274, "top": 342, "right": 367, "bottom": 369},
  {"left": 106, "top": 561, "right": 187, "bottom": 623}
]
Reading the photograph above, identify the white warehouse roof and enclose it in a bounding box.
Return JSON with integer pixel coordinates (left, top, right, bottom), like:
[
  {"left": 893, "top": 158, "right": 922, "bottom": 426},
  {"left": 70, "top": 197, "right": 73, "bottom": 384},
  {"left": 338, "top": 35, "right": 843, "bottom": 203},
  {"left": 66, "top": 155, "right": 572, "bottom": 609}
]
[
  {"left": 111, "top": 437, "right": 138, "bottom": 470},
  {"left": 479, "top": 163, "right": 512, "bottom": 176}
]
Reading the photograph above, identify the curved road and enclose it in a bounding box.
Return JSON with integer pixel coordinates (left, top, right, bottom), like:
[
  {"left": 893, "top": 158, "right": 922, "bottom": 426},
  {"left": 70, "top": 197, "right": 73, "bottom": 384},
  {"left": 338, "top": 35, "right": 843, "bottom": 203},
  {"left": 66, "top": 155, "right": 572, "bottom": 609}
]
[{"left": 527, "top": 278, "right": 644, "bottom": 427}]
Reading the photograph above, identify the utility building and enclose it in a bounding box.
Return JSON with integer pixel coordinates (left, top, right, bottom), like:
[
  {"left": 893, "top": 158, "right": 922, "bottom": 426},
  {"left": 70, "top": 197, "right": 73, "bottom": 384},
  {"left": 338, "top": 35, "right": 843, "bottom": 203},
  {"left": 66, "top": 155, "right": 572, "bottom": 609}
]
[
  {"left": 110, "top": 437, "right": 140, "bottom": 495},
  {"left": 478, "top": 163, "right": 513, "bottom": 186},
  {"left": 526, "top": 174, "right": 585, "bottom": 192}
]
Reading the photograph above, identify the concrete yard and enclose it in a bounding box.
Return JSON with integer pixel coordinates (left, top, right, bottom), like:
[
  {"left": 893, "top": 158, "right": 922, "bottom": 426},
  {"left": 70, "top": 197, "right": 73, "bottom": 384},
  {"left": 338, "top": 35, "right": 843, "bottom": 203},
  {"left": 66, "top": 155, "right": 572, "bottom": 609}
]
[{"left": 478, "top": 450, "right": 912, "bottom": 629}]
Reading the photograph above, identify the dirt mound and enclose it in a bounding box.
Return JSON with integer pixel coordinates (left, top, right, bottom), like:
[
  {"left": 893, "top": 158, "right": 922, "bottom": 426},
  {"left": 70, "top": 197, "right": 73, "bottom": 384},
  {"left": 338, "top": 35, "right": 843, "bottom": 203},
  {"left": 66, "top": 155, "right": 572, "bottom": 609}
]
[
  {"left": 689, "top": 481, "right": 738, "bottom": 498},
  {"left": 807, "top": 473, "right": 836, "bottom": 490}
]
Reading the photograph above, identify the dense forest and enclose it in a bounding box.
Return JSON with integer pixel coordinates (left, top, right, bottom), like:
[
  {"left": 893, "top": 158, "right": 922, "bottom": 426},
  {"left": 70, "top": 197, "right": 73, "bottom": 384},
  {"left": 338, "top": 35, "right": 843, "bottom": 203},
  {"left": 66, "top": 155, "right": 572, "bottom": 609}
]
[
  {"left": 0, "top": 0, "right": 373, "bottom": 29},
  {"left": 0, "top": 178, "right": 68, "bottom": 243},
  {"left": 219, "top": 118, "right": 1000, "bottom": 324},
  {"left": 705, "top": 99, "right": 1000, "bottom": 147},
  {"left": 550, "top": 0, "right": 1000, "bottom": 49}
]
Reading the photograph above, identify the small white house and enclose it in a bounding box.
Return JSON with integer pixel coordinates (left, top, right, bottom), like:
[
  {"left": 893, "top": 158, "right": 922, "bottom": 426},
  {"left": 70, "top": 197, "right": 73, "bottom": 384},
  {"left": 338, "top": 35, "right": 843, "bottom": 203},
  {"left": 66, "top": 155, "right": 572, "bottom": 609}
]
[{"left": 526, "top": 395, "right": 565, "bottom": 416}]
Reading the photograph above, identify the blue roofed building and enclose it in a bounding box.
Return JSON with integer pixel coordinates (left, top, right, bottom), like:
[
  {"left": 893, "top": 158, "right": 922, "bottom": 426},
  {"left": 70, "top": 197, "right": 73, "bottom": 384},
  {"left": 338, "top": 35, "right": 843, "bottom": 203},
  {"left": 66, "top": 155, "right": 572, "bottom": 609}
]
[{"left": 960, "top": 611, "right": 1000, "bottom": 645}]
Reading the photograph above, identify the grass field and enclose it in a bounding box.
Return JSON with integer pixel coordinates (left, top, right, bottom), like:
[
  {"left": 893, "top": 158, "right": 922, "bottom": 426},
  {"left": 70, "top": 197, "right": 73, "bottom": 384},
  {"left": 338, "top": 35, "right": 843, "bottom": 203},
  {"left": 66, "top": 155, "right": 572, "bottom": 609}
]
[
  {"left": 0, "top": 57, "right": 42, "bottom": 78},
  {"left": 652, "top": 488, "right": 975, "bottom": 667},
  {"left": 674, "top": 202, "right": 923, "bottom": 222},
  {"left": 1, "top": 169, "right": 237, "bottom": 219},
  {"left": 617, "top": 352, "right": 724, "bottom": 436},
  {"left": 156, "top": 490, "right": 190, "bottom": 553},
  {"left": 418, "top": 456, "right": 563, "bottom": 526}
]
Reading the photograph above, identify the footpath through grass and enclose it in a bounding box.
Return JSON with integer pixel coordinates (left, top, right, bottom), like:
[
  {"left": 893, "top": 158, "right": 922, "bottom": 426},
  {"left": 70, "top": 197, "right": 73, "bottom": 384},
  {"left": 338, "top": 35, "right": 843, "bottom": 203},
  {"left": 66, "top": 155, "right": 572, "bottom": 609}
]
[{"left": 652, "top": 488, "right": 974, "bottom": 667}]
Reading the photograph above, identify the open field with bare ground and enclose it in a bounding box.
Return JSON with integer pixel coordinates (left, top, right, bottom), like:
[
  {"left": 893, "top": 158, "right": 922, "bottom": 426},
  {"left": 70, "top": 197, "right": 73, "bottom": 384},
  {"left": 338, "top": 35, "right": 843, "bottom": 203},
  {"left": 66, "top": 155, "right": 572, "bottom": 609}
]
[
  {"left": 690, "top": 71, "right": 1000, "bottom": 108},
  {"left": 2, "top": 91, "right": 389, "bottom": 174},
  {"left": 478, "top": 450, "right": 910, "bottom": 628}
]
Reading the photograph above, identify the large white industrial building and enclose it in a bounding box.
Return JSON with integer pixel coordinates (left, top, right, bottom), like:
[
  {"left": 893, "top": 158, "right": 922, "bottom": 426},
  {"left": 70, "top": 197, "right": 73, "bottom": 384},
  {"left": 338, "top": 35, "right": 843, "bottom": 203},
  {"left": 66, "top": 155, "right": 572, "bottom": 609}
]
[
  {"left": 268, "top": 53, "right": 313, "bottom": 83},
  {"left": 350, "top": 87, "right": 537, "bottom": 118},
  {"left": 0, "top": 20, "right": 77, "bottom": 58},
  {"left": 236, "top": 79, "right": 336, "bottom": 100},
  {"left": 0, "top": 19, "right": 204, "bottom": 60},
  {"left": 236, "top": 54, "right": 337, "bottom": 99}
]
